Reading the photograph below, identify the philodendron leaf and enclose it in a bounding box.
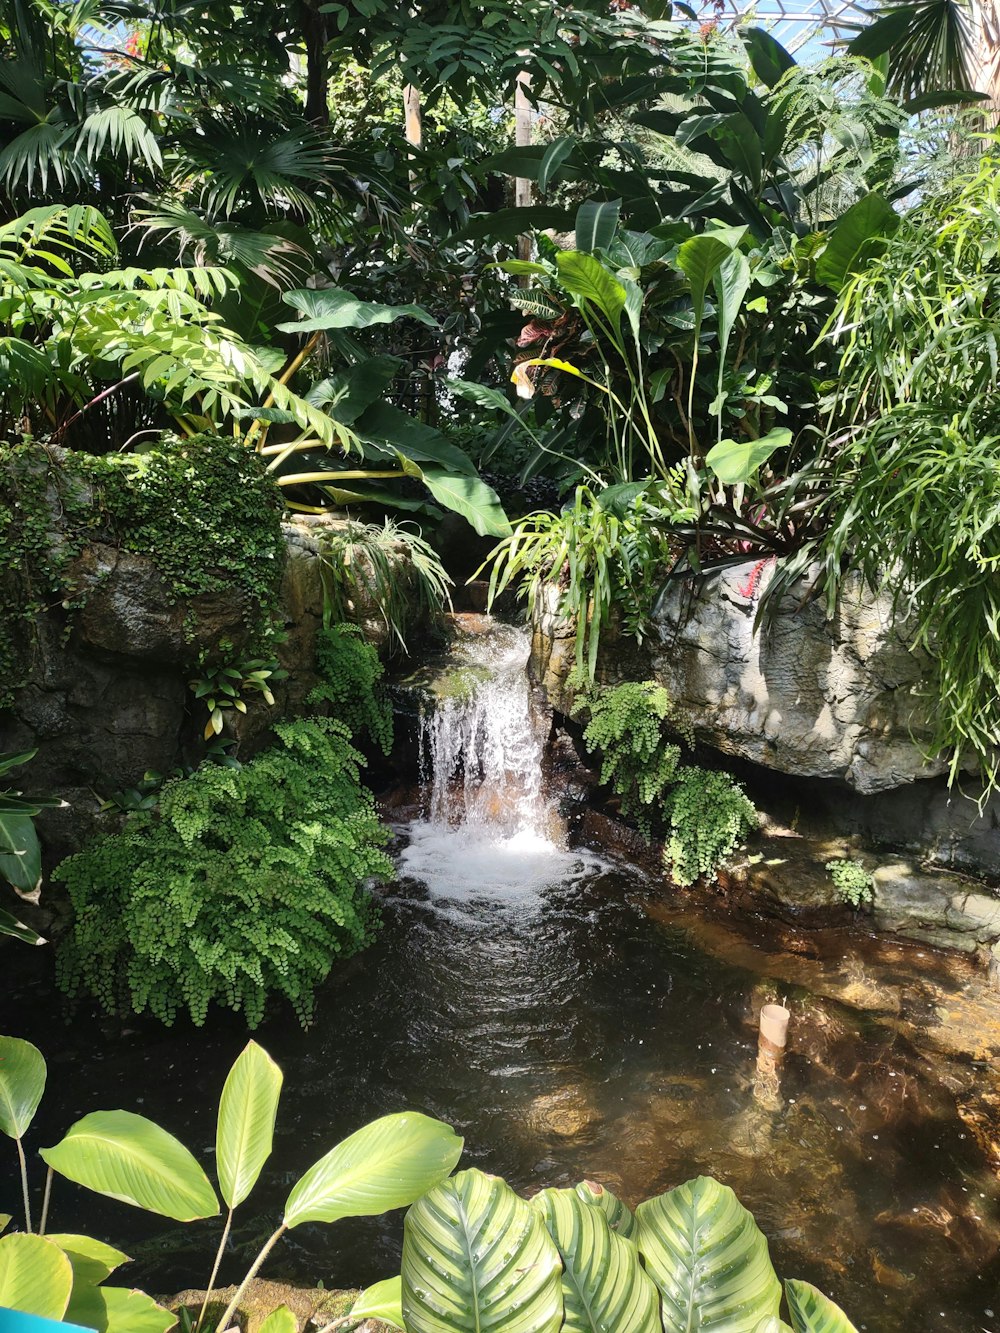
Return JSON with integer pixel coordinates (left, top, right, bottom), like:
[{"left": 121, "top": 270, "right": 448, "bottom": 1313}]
[
  {"left": 278, "top": 287, "right": 438, "bottom": 332},
  {"left": 350, "top": 1276, "right": 404, "bottom": 1330},
  {"left": 257, "top": 1306, "right": 298, "bottom": 1333},
  {"left": 65, "top": 1283, "right": 177, "bottom": 1333},
  {"left": 283, "top": 1111, "right": 463, "bottom": 1228},
  {"left": 0, "top": 1034, "right": 46, "bottom": 1138},
  {"left": 41, "top": 1110, "right": 220, "bottom": 1222},
  {"left": 574, "top": 1179, "right": 638, "bottom": 1239},
  {"left": 814, "top": 194, "right": 898, "bottom": 292},
  {"left": 402, "top": 1168, "right": 562, "bottom": 1333},
  {"left": 636, "top": 1176, "right": 781, "bottom": 1333},
  {"left": 419, "top": 469, "right": 512, "bottom": 540},
  {"left": 217, "top": 1040, "right": 283, "bottom": 1209},
  {"left": 532, "top": 1187, "right": 660, "bottom": 1333},
  {"left": 676, "top": 227, "right": 747, "bottom": 324},
  {"left": 0, "top": 1232, "right": 73, "bottom": 1319},
  {"left": 785, "top": 1279, "right": 859, "bottom": 1332},
  {"left": 46, "top": 1233, "right": 129, "bottom": 1287},
  {"left": 706, "top": 428, "right": 792, "bottom": 485}
]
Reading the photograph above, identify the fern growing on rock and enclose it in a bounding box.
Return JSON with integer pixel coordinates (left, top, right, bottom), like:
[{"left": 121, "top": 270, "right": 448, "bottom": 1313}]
[
  {"left": 55, "top": 718, "right": 391, "bottom": 1027},
  {"left": 307, "top": 623, "right": 393, "bottom": 754},
  {"left": 575, "top": 680, "right": 756, "bottom": 886}
]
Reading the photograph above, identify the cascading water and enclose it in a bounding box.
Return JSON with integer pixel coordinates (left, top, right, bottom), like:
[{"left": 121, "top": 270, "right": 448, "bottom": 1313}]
[{"left": 398, "top": 618, "right": 597, "bottom": 897}]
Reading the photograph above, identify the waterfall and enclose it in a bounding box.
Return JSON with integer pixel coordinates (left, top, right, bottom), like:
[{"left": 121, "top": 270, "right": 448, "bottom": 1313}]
[
  {"left": 398, "top": 619, "right": 596, "bottom": 898},
  {"left": 418, "top": 622, "right": 547, "bottom": 836}
]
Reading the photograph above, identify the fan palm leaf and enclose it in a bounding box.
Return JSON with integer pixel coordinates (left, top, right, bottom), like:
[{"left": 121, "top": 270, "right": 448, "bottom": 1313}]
[{"left": 847, "top": 0, "right": 980, "bottom": 102}]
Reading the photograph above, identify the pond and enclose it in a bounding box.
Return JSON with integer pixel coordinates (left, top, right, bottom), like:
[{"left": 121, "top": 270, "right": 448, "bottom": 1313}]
[{"left": 3, "top": 621, "right": 999, "bottom": 1333}]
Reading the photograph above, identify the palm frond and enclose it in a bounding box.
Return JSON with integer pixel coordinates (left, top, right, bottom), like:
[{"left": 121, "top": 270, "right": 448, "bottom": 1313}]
[
  {"left": 847, "top": 0, "right": 979, "bottom": 101},
  {"left": 137, "top": 202, "right": 312, "bottom": 286}
]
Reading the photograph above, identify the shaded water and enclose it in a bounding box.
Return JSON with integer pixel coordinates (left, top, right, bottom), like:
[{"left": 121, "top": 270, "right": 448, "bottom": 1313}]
[{"left": 4, "top": 621, "right": 1000, "bottom": 1331}]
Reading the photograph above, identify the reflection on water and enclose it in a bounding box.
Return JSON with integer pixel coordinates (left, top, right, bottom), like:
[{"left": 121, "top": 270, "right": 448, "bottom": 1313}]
[{"left": 5, "top": 836, "right": 999, "bottom": 1333}]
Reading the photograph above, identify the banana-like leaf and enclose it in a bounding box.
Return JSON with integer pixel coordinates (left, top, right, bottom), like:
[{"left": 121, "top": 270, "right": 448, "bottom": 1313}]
[
  {"left": 420, "top": 469, "right": 511, "bottom": 539},
  {"left": 0, "top": 1233, "right": 73, "bottom": 1319},
  {"left": 676, "top": 227, "right": 747, "bottom": 329},
  {"left": 65, "top": 1283, "right": 177, "bottom": 1333},
  {"left": 532, "top": 1187, "right": 660, "bottom": 1333},
  {"left": 636, "top": 1176, "right": 781, "bottom": 1333},
  {"left": 46, "top": 1233, "right": 129, "bottom": 1287},
  {"left": 278, "top": 287, "right": 438, "bottom": 332},
  {"left": 741, "top": 28, "right": 796, "bottom": 86},
  {"left": 574, "top": 198, "right": 621, "bottom": 253},
  {"left": 217, "top": 1040, "right": 283, "bottom": 1209},
  {"left": 41, "top": 1110, "right": 219, "bottom": 1221},
  {"left": 350, "top": 1275, "right": 405, "bottom": 1330},
  {"left": 257, "top": 1306, "right": 297, "bottom": 1333},
  {"left": 706, "top": 428, "right": 792, "bottom": 485},
  {"left": 815, "top": 194, "right": 898, "bottom": 292},
  {"left": 574, "top": 1179, "right": 638, "bottom": 1239},
  {"left": 0, "top": 1034, "right": 46, "bottom": 1138},
  {"left": 283, "top": 1111, "right": 463, "bottom": 1229},
  {"left": 785, "top": 1280, "right": 859, "bottom": 1332},
  {"left": 401, "top": 1168, "right": 562, "bottom": 1333}
]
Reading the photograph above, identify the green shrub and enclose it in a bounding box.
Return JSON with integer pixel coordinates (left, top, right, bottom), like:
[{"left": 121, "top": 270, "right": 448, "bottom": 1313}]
[
  {"left": 575, "top": 680, "right": 756, "bottom": 886},
  {"left": 307, "top": 623, "right": 394, "bottom": 754},
  {"left": 54, "top": 718, "right": 391, "bottom": 1027},
  {"left": 826, "top": 858, "right": 874, "bottom": 909}
]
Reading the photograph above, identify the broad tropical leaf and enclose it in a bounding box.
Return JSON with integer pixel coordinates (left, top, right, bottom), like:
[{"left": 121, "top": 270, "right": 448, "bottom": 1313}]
[
  {"left": 706, "top": 428, "right": 792, "bottom": 485},
  {"left": 65, "top": 1283, "right": 176, "bottom": 1333},
  {"left": 283, "top": 1112, "right": 463, "bottom": 1229},
  {"left": 46, "top": 1234, "right": 129, "bottom": 1287},
  {"left": 676, "top": 228, "right": 747, "bottom": 326},
  {"left": 217, "top": 1040, "right": 283, "bottom": 1209},
  {"left": 0, "top": 906, "right": 45, "bottom": 944},
  {"left": 0, "top": 1233, "right": 73, "bottom": 1319},
  {"left": 574, "top": 1178, "right": 638, "bottom": 1239},
  {"left": 350, "top": 1276, "right": 405, "bottom": 1330},
  {"left": 41, "top": 1110, "right": 219, "bottom": 1222},
  {"left": 742, "top": 28, "right": 796, "bottom": 86},
  {"left": 636, "top": 1176, "right": 781, "bottom": 1333},
  {"left": 257, "top": 1307, "right": 298, "bottom": 1333},
  {"left": 0, "top": 1035, "right": 46, "bottom": 1138},
  {"left": 785, "top": 1280, "right": 859, "bottom": 1332},
  {"left": 575, "top": 198, "right": 622, "bottom": 253},
  {"left": 815, "top": 195, "right": 899, "bottom": 292},
  {"left": 401, "top": 1168, "right": 563, "bottom": 1333},
  {"left": 532, "top": 1187, "right": 660, "bottom": 1333},
  {"left": 420, "top": 469, "right": 512, "bottom": 539},
  {"left": 0, "top": 813, "right": 41, "bottom": 894},
  {"left": 278, "top": 287, "right": 438, "bottom": 332},
  {"left": 556, "top": 251, "right": 627, "bottom": 327},
  {"left": 754, "top": 1319, "right": 794, "bottom": 1332}
]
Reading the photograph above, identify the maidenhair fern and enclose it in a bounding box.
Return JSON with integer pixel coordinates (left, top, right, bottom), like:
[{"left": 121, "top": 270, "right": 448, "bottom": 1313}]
[
  {"left": 826, "top": 857, "right": 874, "bottom": 908},
  {"left": 307, "top": 623, "right": 394, "bottom": 753},
  {"left": 575, "top": 680, "right": 756, "bottom": 885},
  {"left": 55, "top": 718, "right": 391, "bottom": 1028}
]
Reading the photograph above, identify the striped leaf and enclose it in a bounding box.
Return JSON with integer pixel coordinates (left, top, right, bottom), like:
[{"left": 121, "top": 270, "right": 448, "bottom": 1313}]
[
  {"left": 65, "top": 1283, "right": 176, "bottom": 1333},
  {"left": 217, "top": 1041, "right": 283, "bottom": 1209},
  {"left": 785, "top": 1280, "right": 859, "bottom": 1332},
  {"left": 532, "top": 1187, "right": 660, "bottom": 1333},
  {"left": 350, "top": 1276, "right": 404, "bottom": 1330},
  {"left": 0, "top": 1233, "right": 73, "bottom": 1319},
  {"left": 574, "top": 1179, "right": 638, "bottom": 1240},
  {"left": 401, "top": 1168, "right": 562, "bottom": 1333},
  {"left": 284, "top": 1112, "right": 462, "bottom": 1229},
  {"left": 41, "top": 1110, "right": 219, "bottom": 1221},
  {"left": 636, "top": 1176, "right": 781, "bottom": 1333}
]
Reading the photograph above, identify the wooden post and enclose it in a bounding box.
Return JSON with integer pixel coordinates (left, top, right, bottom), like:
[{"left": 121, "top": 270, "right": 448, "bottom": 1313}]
[{"left": 514, "top": 70, "right": 533, "bottom": 262}]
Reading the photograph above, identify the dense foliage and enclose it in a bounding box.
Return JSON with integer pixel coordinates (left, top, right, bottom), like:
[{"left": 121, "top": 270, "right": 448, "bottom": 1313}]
[
  {"left": 55, "top": 716, "right": 389, "bottom": 1027},
  {"left": 575, "top": 681, "right": 756, "bottom": 886}
]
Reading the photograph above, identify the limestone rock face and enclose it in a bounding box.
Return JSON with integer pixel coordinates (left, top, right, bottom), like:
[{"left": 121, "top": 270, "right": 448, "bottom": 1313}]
[{"left": 649, "top": 562, "right": 944, "bottom": 795}]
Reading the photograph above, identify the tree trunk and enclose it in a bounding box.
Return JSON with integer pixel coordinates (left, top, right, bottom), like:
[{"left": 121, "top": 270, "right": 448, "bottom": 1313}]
[
  {"left": 299, "top": 0, "right": 330, "bottom": 125},
  {"left": 514, "top": 70, "right": 533, "bottom": 262}
]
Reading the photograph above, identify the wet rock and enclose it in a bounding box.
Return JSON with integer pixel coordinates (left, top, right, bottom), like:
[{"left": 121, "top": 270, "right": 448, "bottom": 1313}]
[
  {"left": 169, "top": 1281, "right": 391, "bottom": 1333},
  {"left": 873, "top": 863, "right": 1000, "bottom": 954}
]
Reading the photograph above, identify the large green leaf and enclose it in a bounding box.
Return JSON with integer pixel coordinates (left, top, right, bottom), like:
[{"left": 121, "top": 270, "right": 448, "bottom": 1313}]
[
  {"left": 785, "top": 1280, "right": 859, "bottom": 1332},
  {"left": 420, "top": 469, "right": 512, "bottom": 539},
  {"left": 635, "top": 1176, "right": 781, "bottom": 1333},
  {"left": 217, "top": 1040, "right": 283, "bottom": 1210},
  {"left": 815, "top": 194, "right": 899, "bottom": 292},
  {"left": 0, "top": 1233, "right": 73, "bottom": 1319},
  {"left": 257, "top": 1307, "right": 297, "bottom": 1333},
  {"left": 0, "top": 813, "right": 41, "bottom": 894},
  {"left": 706, "top": 427, "right": 792, "bottom": 485},
  {"left": 65, "top": 1283, "right": 177, "bottom": 1333},
  {"left": 278, "top": 287, "right": 438, "bottom": 332},
  {"left": 0, "top": 1034, "right": 46, "bottom": 1138},
  {"left": 0, "top": 906, "right": 45, "bottom": 944},
  {"left": 46, "top": 1233, "right": 129, "bottom": 1287},
  {"left": 713, "top": 249, "right": 752, "bottom": 413},
  {"left": 556, "top": 251, "right": 627, "bottom": 327},
  {"left": 742, "top": 28, "right": 796, "bottom": 86},
  {"left": 357, "top": 402, "right": 478, "bottom": 476},
  {"left": 575, "top": 199, "right": 621, "bottom": 253},
  {"left": 350, "top": 1276, "right": 405, "bottom": 1330},
  {"left": 532, "top": 1187, "right": 660, "bottom": 1333},
  {"left": 401, "top": 1168, "right": 562, "bottom": 1333},
  {"left": 461, "top": 205, "right": 574, "bottom": 243},
  {"left": 676, "top": 227, "right": 747, "bottom": 326},
  {"left": 574, "top": 1179, "right": 637, "bottom": 1240},
  {"left": 41, "top": 1110, "right": 219, "bottom": 1222},
  {"left": 283, "top": 1111, "right": 463, "bottom": 1229}
]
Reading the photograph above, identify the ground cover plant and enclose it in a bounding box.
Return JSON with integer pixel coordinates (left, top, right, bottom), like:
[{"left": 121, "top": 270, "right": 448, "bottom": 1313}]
[{"left": 0, "top": 1032, "right": 862, "bottom": 1333}]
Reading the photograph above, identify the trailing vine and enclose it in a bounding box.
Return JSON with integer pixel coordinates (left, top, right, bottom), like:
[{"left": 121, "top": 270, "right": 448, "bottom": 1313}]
[
  {"left": 574, "top": 679, "right": 756, "bottom": 886},
  {"left": 0, "top": 434, "right": 285, "bottom": 706},
  {"left": 54, "top": 717, "right": 391, "bottom": 1028}
]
